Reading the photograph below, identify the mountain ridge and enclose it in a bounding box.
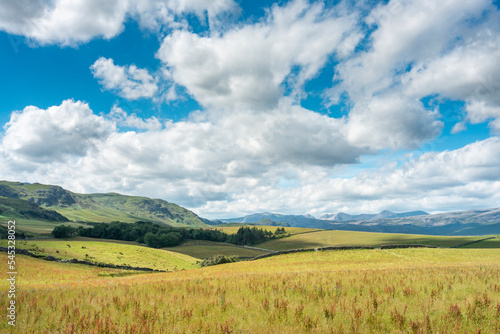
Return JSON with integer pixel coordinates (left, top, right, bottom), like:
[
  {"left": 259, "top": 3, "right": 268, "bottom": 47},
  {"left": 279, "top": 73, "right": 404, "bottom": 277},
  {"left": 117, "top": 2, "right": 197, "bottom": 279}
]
[
  {"left": 0, "top": 180, "right": 208, "bottom": 227},
  {"left": 319, "top": 210, "right": 429, "bottom": 221},
  {"left": 218, "top": 208, "right": 500, "bottom": 235}
]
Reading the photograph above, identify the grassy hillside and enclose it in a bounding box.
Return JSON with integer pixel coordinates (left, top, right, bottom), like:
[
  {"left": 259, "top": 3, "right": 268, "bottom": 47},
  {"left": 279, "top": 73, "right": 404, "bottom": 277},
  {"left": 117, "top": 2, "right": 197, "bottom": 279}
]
[
  {"left": 0, "top": 180, "right": 207, "bottom": 227},
  {"left": 458, "top": 236, "right": 500, "bottom": 248},
  {"left": 256, "top": 229, "right": 491, "bottom": 250},
  {"left": 0, "top": 196, "right": 68, "bottom": 222},
  {"left": 163, "top": 239, "right": 268, "bottom": 259},
  {"left": 1, "top": 248, "right": 499, "bottom": 333},
  {"left": 0, "top": 239, "right": 198, "bottom": 271}
]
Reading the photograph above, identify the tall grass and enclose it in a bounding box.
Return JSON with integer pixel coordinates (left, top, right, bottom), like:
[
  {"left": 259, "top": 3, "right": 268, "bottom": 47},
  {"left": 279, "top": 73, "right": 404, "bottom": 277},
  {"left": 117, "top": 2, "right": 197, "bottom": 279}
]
[{"left": 1, "top": 248, "right": 499, "bottom": 333}]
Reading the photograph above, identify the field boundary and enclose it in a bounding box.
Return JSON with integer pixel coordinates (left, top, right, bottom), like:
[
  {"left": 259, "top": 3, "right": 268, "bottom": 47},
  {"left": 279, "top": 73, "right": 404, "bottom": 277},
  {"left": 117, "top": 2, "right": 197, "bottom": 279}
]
[
  {"left": 249, "top": 243, "right": 448, "bottom": 261},
  {"left": 451, "top": 236, "right": 497, "bottom": 248},
  {"left": 250, "top": 245, "right": 375, "bottom": 260},
  {"left": 0, "top": 247, "right": 166, "bottom": 272}
]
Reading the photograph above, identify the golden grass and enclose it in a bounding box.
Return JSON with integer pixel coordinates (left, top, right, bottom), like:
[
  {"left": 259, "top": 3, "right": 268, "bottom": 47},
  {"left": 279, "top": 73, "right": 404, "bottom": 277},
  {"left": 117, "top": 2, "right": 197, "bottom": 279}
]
[
  {"left": 0, "top": 248, "right": 499, "bottom": 333},
  {"left": 256, "top": 230, "right": 489, "bottom": 250},
  {"left": 210, "top": 226, "right": 319, "bottom": 235}
]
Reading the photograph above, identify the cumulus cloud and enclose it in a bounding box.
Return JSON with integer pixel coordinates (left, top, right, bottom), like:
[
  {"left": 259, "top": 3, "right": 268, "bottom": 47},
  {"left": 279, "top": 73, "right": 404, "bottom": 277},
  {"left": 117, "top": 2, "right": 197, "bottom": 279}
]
[
  {"left": 346, "top": 94, "right": 442, "bottom": 150},
  {"left": 1, "top": 99, "right": 499, "bottom": 218},
  {"left": 199, "top": 137, "right": 500, "bottom": 217},
  {"left": 325, "top": 0, "right": 500, "bottom": 150},
  {"left": 157, "top": 0, "right": 361, "bottom": 109},
  {"left": 90, "top": 57, "right": 159, "bottom": 100},
  {"left": 0, "top": 100, "right": 366, "bottom": 209},
  {"left": 1, "top": 100, "right": 114, "bottom": 162},
  {"left": 109, "top": 105, "right": 162, "bottom": 131},
  {"left": 0, "top": 0, "right": 239, "bottom": 45}
]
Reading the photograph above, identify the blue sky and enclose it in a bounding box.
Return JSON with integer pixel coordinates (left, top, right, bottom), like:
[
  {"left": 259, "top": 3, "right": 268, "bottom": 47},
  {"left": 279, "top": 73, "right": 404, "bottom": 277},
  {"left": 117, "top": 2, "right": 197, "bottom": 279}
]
[{"left": 0, "top": 0, "right": 499, "bottom": 219}]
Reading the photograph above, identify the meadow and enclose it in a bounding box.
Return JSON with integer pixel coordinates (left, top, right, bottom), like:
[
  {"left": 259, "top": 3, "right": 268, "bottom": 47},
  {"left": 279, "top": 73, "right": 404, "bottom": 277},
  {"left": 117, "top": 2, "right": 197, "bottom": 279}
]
[
  {"left": 0, "top": 239, "right": 198, "bottom": 271},
  {"left": 163, "top": 239, "right": 268, "bottom": 259},
  {"left": 212, "top": 226, "right": 319, "bottom": 236},
  {"left": 1, "top": 248, "right": 499, "bottom": 333},
  {"left": 256, "top": 229, "right": 493, "bottom": 250}
]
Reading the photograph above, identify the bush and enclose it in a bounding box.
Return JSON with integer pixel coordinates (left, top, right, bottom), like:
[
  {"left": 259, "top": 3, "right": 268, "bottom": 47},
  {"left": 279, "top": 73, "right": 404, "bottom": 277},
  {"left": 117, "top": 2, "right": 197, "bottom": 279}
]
[{"left": 200, "top": 255, "right": 239, "bottom": 267}]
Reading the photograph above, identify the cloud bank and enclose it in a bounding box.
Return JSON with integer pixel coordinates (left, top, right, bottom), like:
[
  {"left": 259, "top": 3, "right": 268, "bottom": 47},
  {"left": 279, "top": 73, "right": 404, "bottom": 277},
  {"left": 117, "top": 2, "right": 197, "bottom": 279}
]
[{"left": 1, "top": 0, "right": 500, "bottom": 218}]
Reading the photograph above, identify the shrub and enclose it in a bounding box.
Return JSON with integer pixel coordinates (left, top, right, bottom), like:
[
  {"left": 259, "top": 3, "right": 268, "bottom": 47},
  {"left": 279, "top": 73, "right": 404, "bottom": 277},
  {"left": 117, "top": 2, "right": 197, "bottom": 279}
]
[{"left": 200, "top": 255, "right": 239, "bottom": 267}]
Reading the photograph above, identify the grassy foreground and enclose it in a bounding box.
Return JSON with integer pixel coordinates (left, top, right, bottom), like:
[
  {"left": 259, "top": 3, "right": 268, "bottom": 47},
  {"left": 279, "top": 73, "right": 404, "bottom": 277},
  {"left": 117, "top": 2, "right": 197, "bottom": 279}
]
[{"left": 1, "top": 248, "right": 499, "bottom": 333}]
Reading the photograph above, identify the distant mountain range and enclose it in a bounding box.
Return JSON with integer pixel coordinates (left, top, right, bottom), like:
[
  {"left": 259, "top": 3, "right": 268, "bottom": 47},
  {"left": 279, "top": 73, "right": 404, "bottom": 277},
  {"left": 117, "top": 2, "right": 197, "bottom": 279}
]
[
  {"left": 217, "top": 208, "right": 500, "bottom": 236},
  {"left": 319, "top": 210, "right": 429, "bottom": 221},
  {"left": 0, "top": 181, "right": 208, "bottom": 227},
  {"left": 2, "top": 180, "right": 500, "bottom": 236}
]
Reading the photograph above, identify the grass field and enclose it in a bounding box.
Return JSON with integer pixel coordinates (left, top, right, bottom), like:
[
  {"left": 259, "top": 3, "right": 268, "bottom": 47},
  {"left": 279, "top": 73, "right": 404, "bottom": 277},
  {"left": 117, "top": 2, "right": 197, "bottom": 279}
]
[
  {"left": 0, "top": 239, "right": 198, "bottom": 271},
  {"left": 0, "top": 248, "right": 499, "bottom": 333},
  {"left": 458, "top": 236, "right": 500, "bottom": 248},
  {"left": 211, "top": 226, "right": 319, "bottom": 235},
  {"left": 256, "top": 229, "right": 494, "bottom": 250},
  {"left": 163, "top": 240, "right": 269, "bottom": 259},
  {"left": 0, "top": 219, "right": 87, "bottom": 235}
]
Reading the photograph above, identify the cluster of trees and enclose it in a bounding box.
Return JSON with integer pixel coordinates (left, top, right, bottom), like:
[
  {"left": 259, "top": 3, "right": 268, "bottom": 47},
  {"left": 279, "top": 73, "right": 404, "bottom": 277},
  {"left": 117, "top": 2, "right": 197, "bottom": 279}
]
[
  {"left": 52, "top": 221, "right": 288, "bottom": 248},
  {"left": 0, "top": 225, "right": 31, "bottom": 239},
  {"left": 51, "top": 225, "right": 78, "bottom": 238},
  {"left": 228, "top": 226, "right": 276, "bottom": 245}
]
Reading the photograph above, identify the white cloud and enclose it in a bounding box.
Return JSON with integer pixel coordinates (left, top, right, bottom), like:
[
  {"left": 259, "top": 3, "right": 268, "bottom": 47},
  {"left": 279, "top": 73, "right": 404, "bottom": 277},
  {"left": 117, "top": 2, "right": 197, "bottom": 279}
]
[
  {"left": 0, "top": 0, "right": 239, "bottom": 45},
  {"left": 327, "top": 0, "right": 500, "bottom": 150},
  {"left": 346, "top": 93, "right": 442, "bottom": 150},
  {"left": 1, "top": 100, "right": 114, "bottom": 162},
  {"left": 90, "top": 57, "right": 159, "bottom": 100},
  {"left": 337, "top": 0, "right": 491, "bottom": 99},
  {"left": 1, "top": 100, "right": 499, "bottom": 218},
  {"left": 199, "top": 137, "right": 500, "bottom": 217},
  {"left": 157, "top": 0, "right": 361, "bottom": 109},
  {"left": 0, "top": 100, "right": 366, "bottom": 210},
  {"left": 109, "top": 105, "right": 162, "bottom": 131}
]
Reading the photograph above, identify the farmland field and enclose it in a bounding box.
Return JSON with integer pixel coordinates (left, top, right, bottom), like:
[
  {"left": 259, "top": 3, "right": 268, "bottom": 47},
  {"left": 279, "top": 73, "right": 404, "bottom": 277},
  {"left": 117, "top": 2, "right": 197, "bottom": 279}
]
[
  {"left": 1, "top": 248, "right": 499, "bottom": 333},
  {"left": 163, "top": 239, "right": 268, "bottom": 259},
  {"left": 211, "top": 225, "right": 319, "bottom": 235},
  {"left": 0, "top": 239, "right": 198, "bottom": 271},
  {"left": 256, "top": 229, "right": 494, "bottom": 250},
  {"left": 0, "top": 219, "right": 87, "bottom": 235}
]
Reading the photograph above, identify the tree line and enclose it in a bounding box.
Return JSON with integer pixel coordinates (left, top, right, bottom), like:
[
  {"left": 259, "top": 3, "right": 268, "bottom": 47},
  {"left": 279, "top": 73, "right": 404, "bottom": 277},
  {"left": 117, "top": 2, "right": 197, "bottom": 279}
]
[{"left": 51, "top": 222, "right": 288, "bottom": 248}]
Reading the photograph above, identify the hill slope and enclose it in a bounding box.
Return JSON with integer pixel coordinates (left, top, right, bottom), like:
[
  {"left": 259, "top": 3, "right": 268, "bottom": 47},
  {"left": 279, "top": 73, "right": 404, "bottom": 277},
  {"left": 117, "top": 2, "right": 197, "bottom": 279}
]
[
  {"left": 0, "top": 196, "right": 69, "bottom": 222},
  {"left": 0, "top": 181, "right": 207, "bottom": 227}
]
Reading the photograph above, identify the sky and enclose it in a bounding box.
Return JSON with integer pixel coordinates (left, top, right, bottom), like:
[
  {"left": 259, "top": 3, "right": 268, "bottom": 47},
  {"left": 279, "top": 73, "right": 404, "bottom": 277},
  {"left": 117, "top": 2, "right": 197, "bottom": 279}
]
[{"left": 0, "top": 0, "right": 499, "bottom": 219}]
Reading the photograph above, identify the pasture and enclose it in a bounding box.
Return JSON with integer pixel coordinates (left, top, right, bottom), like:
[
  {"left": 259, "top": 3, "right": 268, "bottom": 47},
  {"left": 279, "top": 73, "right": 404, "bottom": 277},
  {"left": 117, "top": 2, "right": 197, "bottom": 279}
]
[
  {"left": 1, "top": 248, "right": 499, "bottom": 333},
  {"left": 0, "top": 239, "right": 198, "bottom": 271},
  {"left": 256, "top": 229, "right": 493, "bottom": 250}
]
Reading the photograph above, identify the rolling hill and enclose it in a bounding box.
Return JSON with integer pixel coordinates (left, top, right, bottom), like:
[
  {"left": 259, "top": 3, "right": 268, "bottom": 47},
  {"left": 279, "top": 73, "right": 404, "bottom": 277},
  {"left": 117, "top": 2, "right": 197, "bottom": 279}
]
[
  {"left": 0, "top": 180, "right": 208, "bottom": 227},
  {"left": 0, "top": 196, "right": 69, "bottom": 222}
]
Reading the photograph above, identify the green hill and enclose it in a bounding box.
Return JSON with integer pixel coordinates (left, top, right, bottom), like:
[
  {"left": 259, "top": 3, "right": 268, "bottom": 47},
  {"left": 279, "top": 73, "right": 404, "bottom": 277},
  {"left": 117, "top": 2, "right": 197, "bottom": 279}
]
[
  {"left": 0, "top": 196, "right": 68, "bottom": 222},
  {"left": 0, "top": 181, "right": 207, "bottom": 227},
  {"left": 1, "top": 238, "right": 198, "bottom": 271}
]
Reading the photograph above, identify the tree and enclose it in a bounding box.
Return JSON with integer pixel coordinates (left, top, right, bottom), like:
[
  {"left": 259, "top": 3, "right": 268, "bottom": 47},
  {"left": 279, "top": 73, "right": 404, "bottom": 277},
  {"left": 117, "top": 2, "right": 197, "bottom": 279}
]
[{"left": 52, "top": 225, "right": 77, "bottom": 238}]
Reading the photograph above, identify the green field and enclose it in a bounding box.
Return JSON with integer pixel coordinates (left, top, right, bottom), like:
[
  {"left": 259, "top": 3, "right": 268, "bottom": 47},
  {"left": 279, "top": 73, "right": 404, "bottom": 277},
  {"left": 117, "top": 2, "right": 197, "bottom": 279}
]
[
  {"left": 0, "top": 239, "right": 198, "bottom": 271},
  {"left": 458, "top": 236, "right": 500, "bottom": 248},
  {"left": 0, "top": 219, "right": 87, "bottom": 235},
  {"left": 1, "top": 248, "right": 499, "bottom": 333},
  {"left": 163, "top": 239, "right": 269, "bottom": 259},
  {"left": 256, "top": 229, "right": 493, "bottom": 250},
  {"left": 211, "top": 225, "right": 319, "bottom": 235}
]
